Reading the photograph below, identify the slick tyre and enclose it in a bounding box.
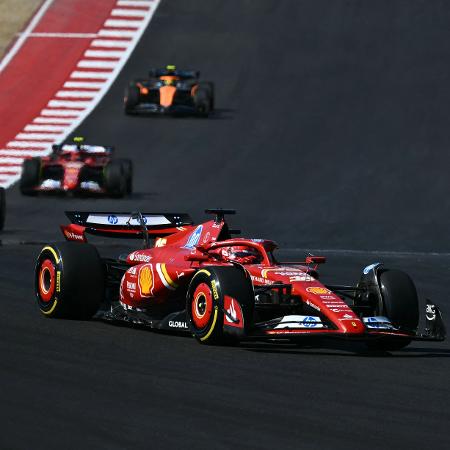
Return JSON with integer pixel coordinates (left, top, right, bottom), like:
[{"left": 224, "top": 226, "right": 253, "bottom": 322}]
[
  {"left": 104, "top": 161, "right": 126, "bottom": 197},
  {"left": 117, "top": 158, "right": 133, "bottom": 194},
  {"left": 0, "top": 187, "right": 5, "bottom": 231},
  {"left": 20, "top": 158, "right": 41, "bottom": 195},
  {"left": 186, "top": 266, "right": 254, "bottom": 345},
  {"left": 194, "top": 84, "right": 213, "bottom": 116},
  {"left": 124, "top": 83, "right": 140, "bottom": 114},
  {"left": 368, "top": 269, "right": 419, "bottom": 351},
  {"left": 35, "top": 242, "right": 104, "bottom": 319}
]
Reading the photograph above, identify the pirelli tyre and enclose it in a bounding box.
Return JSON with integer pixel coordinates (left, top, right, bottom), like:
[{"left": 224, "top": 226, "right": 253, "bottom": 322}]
[
  {"left": 0, "top": 187, "right": 5, "bottom": 231},
  {"left": 124, "top": 83, "right": 140, "bottom": 114},
  {"left": 20, "top": 157, "right": 41, "bottom": 195},
  {"left": 117, "top": 158, "right": 133, "bottom": 194},
  {"left": 368, "top": 269, "right": 419, "bottom": 351},
  {"left": 35, "top": 242, "right": 104, "bottom": 319},
  {"left": 186, "top": 266, "right": 254, "bottom": 345},
  {"left": 104, "top": 160, "right": 126, "bottom": 197},
  {"left": 194, "top": 82, "right": 214, "bottom": 116}
]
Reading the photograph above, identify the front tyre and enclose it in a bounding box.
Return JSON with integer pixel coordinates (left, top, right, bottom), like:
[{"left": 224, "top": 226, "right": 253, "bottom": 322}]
[
  {"left": 124, "top": 83, "right": 140, "bottom": 114},
  {"left": 368, "top": 269, "right": 419, "bottom": 351},
  {"left": 104, "top": 161, "right": 126, "bottom": 197},
  {"left": 186, "top": 266, "right": 254, "bottom": 345},
  {"left": 35, "top": 242, "right": 104, "bottom": 319}
]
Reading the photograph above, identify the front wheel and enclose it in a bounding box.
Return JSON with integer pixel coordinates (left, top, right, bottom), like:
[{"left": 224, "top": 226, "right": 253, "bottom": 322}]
[
  {"left": 35, "top": 242, "right": 104, "bottom": 319},
  {"left": 124, "top": 83, "right": 140, "bottom": 114},
  {"left": 186, "top": 266, "right": 254, "bottom": 345},
  {"left": 367, "top": 269, "right": 419, "bottom": 351}
]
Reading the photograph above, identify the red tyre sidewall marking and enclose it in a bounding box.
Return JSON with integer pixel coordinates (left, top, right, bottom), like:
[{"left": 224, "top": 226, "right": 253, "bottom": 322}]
[
  {"left": 192, "top": 282, "right": 214, "bottom": 329},
  {"left": 38, "top": 258, "right": 56, "bottom": 302}
]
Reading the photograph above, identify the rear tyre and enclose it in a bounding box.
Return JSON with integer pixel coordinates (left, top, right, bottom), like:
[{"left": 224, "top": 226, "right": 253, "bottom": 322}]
[
  {"left": 367, "top": 269, "right": 419, "bottom": 351},
  {"left": 0, "top": 187, "right": 5, "bottom": 231},
  {"left": 104, "top": 161, "right": 126, "bottom": 197},
  {"left": 124, "top": 83, "right": 140, "bottom": 114},
  {"left": 186, "top": 266, "right": 254, "bottom": 345},
  {"left": 35, "top": 242, "right": 104, "bottom": 319},
  {"left": 117, "top": 158, "right": 133, "bottom": 194},
  {"left": 20, "top": 158, "right": 41, "bottom": 195}
]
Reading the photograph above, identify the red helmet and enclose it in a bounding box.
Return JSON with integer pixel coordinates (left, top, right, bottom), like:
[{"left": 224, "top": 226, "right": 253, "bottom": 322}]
[{"left": 220, "top": 246, "right": 262, "bottom": 265}]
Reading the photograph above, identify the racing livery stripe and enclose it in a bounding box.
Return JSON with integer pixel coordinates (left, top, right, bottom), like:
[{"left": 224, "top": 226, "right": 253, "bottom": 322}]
[
  {"left": 156, "top": 263, "right": 177, "bottom": 290},
  {"left": 0, "top": 0, "right": 161, "bottom": 188}
]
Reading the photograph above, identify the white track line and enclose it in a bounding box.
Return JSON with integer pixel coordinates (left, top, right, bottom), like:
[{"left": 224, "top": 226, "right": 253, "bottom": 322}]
[
  {"left": 0, "top": 167, "right": 20, "bottom": 173},
  {"left": 0, "top": 157, "right": 27, "bottom": 164},
  {"left": 77, "top": 60, "right": 117, "bottom": 69},
  {"left": 85, "top": 50, "right": 124, "bottom": 58},
  {"left": 48, "top": 99, "right": 91, "bottom": 108},
  {"left": 24, "top": 124, "right": 65, "bottom": 132},
  {"left": 0, "top": 149, "right": 49, "bottom": 157},
  {"left": 70, "top": 71, "right": 112, "bottom": 79},
  {"left": 6, "top": 141, "right": 49, "bottom": 148},
  {"left": 104, "top": 19, "right": 143, "bottom": 28},
  {"left": 91, "top": 39, "right": 130, "bottom": 48},
  {"left": 55, "top": 91, "right": 96, "bottom": 99},
  {"left": 112, "top": 9, "right": 147, "bottom": 17},
  {"left": 28, "top": 32, "right": 98, "bottom": 38},
  {"left": 97, "top": 29, "right": 136, "bottom": 38},
  {"left": 117, "top": 1, "right": 152, "bottom": 6},
  {"left": 41, "top": 109, "right": 81, "bottom": 117},
  {"left": 16, "top": 133, "right": 62, "bottom": 140},
  {"left": 34, "top": 117, "right": 73, "bottom": 124},
  {"left": 63, "top": 81, "right": 104, "bottom": 89},
  {"left": 0, "top": 0, "right": 53, "bottom": 72}
]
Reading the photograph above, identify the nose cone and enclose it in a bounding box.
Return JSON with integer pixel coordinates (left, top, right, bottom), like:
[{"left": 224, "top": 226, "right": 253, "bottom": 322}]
[{"left": 159, "top": 85, "right": 176, "bottom": 107}]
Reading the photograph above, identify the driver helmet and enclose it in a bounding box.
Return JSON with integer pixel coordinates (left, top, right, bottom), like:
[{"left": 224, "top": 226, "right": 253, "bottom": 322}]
[{"left": 220, "top": 246, "right": 262, "bottom": 264}]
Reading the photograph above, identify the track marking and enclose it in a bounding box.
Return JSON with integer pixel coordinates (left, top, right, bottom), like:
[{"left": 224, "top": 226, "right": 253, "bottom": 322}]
[
  {"left": 33, "top": 117, "right": 74, "bottom": 124},
  {"left": 0, "top": 0, "right": 54, "bottom": 72},
  {"left": 24, "top": 125, "right": 65, "bottom": 132},
  {"left": 55, "top": 91, "right": 96, "bottom": 99},
  {"left": 97, "top": 29, "right": 136, "bottom": 38},
  {"left": 112, "top": 9, "right": 147, "bottom": 17},
  {"left": 91, "top": 39, "right": 131, "bottom": 48},
  {"left": 84, "top": 50, "right": 124, "bottom": 58},
  {"left": 117, "top": 0, "right": 153, "bottom": 6},
  {"left": 0, "top": 149, "right": 49, "bottom": 157},
  {"left": 48, "top": 100, "right": 92, "bottom": 108},
  {"left": 16, "top": 133, "right": 63, "bottom": 140},
  {"left": 77, "top": 60, "right": 117, "bottom": 69},
  {"left": 40, "top": 109, "right": 81, "bottom": 117},
  {"left": 70, "top": 71, "right": 112, "bottom": 79},
  {"left": 28, "top": 32, "right": 98, "bottom": 38},
  {"left": 104, "top": 19, "right": 143, "bottom": 28},
  {"left": 7, "top": 141, "right": 49, "bottom": 148},
  {"left": 63, "top": 81, "right": 104, "bottom": 89}
]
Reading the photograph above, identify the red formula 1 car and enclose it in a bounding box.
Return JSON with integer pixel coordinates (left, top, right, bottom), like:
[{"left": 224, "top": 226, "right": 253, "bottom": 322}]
[
  {"left": 20, "top": 137, "right": 132, "bottom": 197},
  {"left": 35, "top": 209, "right": 445, "bottom": 350},
  {"left": 124, "top": 65, "right": 214, "bottom": 116}
]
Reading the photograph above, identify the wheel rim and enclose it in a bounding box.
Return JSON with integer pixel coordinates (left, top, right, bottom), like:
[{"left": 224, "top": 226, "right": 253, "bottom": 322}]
[
  {"left": 191, "top": 282, "right": 214, "bottom": 329},
  {"left": 38, "top": 259, "right": 56, "bottom": 302}
]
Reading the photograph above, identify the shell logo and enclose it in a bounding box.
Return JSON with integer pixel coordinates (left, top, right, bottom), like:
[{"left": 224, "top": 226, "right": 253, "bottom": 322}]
[
  {"left": 306, "top": 287, "right": 331, "bottom": 295},
  {"left": 139, "top": 265, "right": 153, "bottom": 296}
]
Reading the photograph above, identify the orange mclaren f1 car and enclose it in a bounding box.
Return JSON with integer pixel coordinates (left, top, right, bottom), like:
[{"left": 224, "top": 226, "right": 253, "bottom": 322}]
[{"left": 124, "top": 65, "right": 214, "bottom": 116}]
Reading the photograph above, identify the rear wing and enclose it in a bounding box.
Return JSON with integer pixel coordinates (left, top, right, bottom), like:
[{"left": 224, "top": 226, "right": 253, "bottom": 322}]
[{"left": 61, "top": 211, "right": 193, "bottom": 244}]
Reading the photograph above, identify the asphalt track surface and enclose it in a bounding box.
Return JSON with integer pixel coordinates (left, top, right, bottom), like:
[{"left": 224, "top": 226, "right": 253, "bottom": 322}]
[{"left": 1, "top": 1, "right": 450, "bottom": 449}]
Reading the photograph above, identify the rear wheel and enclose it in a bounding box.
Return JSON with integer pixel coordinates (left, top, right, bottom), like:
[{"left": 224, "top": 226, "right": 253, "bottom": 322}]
[
  {"left": 186, "top": 266, "right": 254, "bottom": 345},
  {"left": 117, "top": 158, "right": 133, "bottom": 194},
  {"left": 0, "top": 187, "right": 5, "bottom": 231},
  {"left": 35, "top": 242, "right": 104, "bottom": 319},
  {"left": 367, "top": 269, "right": 419, "bottom": 351},
  {"left": 20, "top": 158, "right": 41, "bottom": 195},
  {"left": 124, "top": 83, "right": 140, "bottom": 114},
  {"left": 104, "top": 161, "right": 126, "bottom": 197}
]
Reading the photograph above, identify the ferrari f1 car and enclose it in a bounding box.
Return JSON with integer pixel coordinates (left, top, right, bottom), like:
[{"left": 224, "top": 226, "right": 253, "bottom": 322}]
[
  {"left": 20, "top": 137, "right": 132, "bottom": 197},
  {"left": 35, "top": 209, "right": 446, "bottom": 350},
  {"left": 124, "top": 65, "right": 214, "bottom": 116}
]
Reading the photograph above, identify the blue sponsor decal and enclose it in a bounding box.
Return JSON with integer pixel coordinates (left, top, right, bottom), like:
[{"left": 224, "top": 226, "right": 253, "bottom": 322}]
[
  {"left": 303, "top": 316, "right": 317, "bottom": 328},
  {"left": 363, "top": 262, "right": 381, "bottom": 275},
  {"left": 108, "top": 214, "right": 118, "bottom": 225},
  {"left": 366, "top": 317, "right": 380, "bottom": 328},
  {"left": 183, "top": 225, "right": 203, "bottom": 249}
]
